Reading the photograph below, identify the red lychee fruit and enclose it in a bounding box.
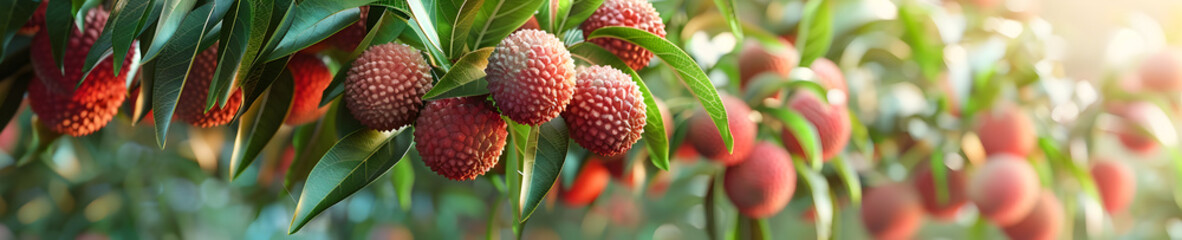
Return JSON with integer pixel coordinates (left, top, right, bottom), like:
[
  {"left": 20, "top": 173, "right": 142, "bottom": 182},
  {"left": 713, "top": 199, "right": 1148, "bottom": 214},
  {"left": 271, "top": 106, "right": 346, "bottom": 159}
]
[
  {"left": 913, "top": 164, "right": 968, "bottom": 220},
  {"left": 345, "top": 43, "right": 433, "bottom": 131},
  {"left": 28, "top": 7, "right": 133, "bottom": 136},
  {"left": 674, "top": 143, "right": 700, "bottom": 162},
  {"left": 175, "top": 44, "right": 244, "bottom": 128},
  {"left": 811, "top": 58, "right": 847, "bottom": 93},
  {"left": 781, "top": 91, "right": 852, "bottom": 161},
  {"left": 1110, "top": 101, "right": 1167, "bottom": 156},
  {"left": 580, "top": 0, "right": 667, "bottom": 70},
  {"left": 563, "top": 65, "right": 646, "bottom": 156},
  {"left": 517, "top": 16, "right": 540, "bottom": 32},
  {"left": 976, "top": 104, "right": 1035, "bottom": 157},
  {"left": 17, "top": 0, "right": 47, "bottom": 35},
  {"left": 1002, "top": 192, "right": 1063, "bottom": 240},
  {"left": 1139, "top": 48, "right": 1182, "bottom": 92},
  {"left": 304, "top": 6, "right": 369, "bottom": 53},
  {"left": 603, "top": 156, "right": 645, "bottom": 188},
  {"left": 686, "top": 94, "right": 756, "bottom": 166},
  {"left": 0, "top": 120, "right": 17, "bottom": 152},
  {"left": 738, "top": 40, "right": 797, "bottom": 88},
  {"left": 284, "top": 53, "right": 333, "bottom": 125},
  {"left": 969, "top": 154, "right": 1040, "bottom": 226},
  {"left": 415, "top": 97, "right": 508, "bottom": 181},
  {"left": 486, "top": 29, "right": 575, "bottom": 126},
  {"left": 723, "top": 142, "right": 796, "bottom": 218},
  {"left": 1090, "top": 160, "right": 1135, "bottom": 214},
  {"left": 561, "top": 160, "right": 611, "bottom": 206},
  {"left": 860, "top": 183, "right": 924, "bottom": 240}
]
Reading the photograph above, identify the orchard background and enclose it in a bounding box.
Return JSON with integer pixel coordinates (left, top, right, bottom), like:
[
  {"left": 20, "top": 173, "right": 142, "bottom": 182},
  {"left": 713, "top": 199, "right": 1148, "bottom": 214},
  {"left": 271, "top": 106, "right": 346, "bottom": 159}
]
[{"left": 0, "top": 0, "right": 1181, "bottom": 239}]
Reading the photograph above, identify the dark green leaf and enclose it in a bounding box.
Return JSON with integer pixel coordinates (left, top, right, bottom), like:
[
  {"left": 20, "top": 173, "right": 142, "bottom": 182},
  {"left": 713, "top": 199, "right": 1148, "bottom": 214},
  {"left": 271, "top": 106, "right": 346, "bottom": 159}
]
[
  {"left": 391, "top": 154, "right": 414, "bottom": 210},
  {"left": 559, "top": 0, "right": 601, "bottom": 32},
  {"left": 795, "top": 0, "right": 832, "bottom": 67},
  {"left": 285, "top": 101, "right": 343, "bottom": 188},
  {"left": 712, "top": 0, "right": 742, "bottom": 42},
  {"left": 437, "top": 0, "right": 484, "bottom": 57},
  {"left": 241, "top": 56, "right": 290, "bottom": 113},
  {"left": 150, "top": 3, "right": 219, "bottom": 148},
  {"left": 208, "top": 0, "right": 266, "bottom": 110},
  {"left": 289, "top": 128, "right": 414, "bottom": 234},
  {"left": 422, "top": 47, "right": 492, "bottom": 100},
  {"left": 83, "top": 0, "right": 154, "bottom": 78},
  {"left": 334, "top": 97, "right": 365, "bottom": 138},
  {"left": 267, "top": 0, "right": 371, "bottom": 61},
  {"left": 0, "top": 68, "right": 32, "bottom": 131},
  {"left": 142, "top": 0, "right": 196, "bottom": 61},
  {"left": 794, "top": 158, "right": 832, "bottom": 240},
  {"left": 520, "top": 118, "right": 568, "bottom": 222},
  {"left": 229, "top": 70, "right": 294, "bottom": 180},
  {"left": 406, "top": 0, "right": 449, "bottom": 69},
  {"left": 585, "top": 26, "right": 732, "bottom": 152},
  {"left": 758, "top": 107, "right": 822, "bottom": 169},
  {"left": 567, "top": 42, "right": 668, "bottom": 170},
  {"left": 45, "top": 0, "right": 75, "bottom": 70},
  {"left": 0, "top": 0, "right": 40, "bottom": 58},
  {"left": 467, "top": 0, "right": 546, "bottom": 49}
]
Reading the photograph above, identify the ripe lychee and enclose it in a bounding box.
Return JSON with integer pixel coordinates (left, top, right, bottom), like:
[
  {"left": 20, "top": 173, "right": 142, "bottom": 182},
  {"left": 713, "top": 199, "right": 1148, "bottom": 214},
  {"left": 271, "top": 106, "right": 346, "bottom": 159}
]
[
  {"left": 415, "top": 97, "right": 508, "bottom": 181},
  {"left": 674, "top": 144, "right": 700, "bottom": 162},
  {"left": 1002, "top": 192, "right": 1063, "bottom": 240},
  {"left": 1109, "top": 101, "right": 1168, "bottom": 156},
  {"left": 811, "top": 58, "right": 847, "bottom": 93},
  {"left": 1090, "top": 160, "right": 1135, "bottom": 214},
  {"left": 976, "top": 104, "right": 1035, "bottom": 157},
  {"left": 175, "top": 44, "right": 244, "bottom": 128},
  {"left": 28, "top": 7, "right": 133, "bottom": 136},
  {"left": 284, "top": 53, "right": 333, "bottom": 125},
  {"left": 304, "top": 6, "right": 369, "bottom": 53},
  {"left": 563, "top": 65, "right": 646, "bottom": 156},
  {"left": 17, "top": 0, "right": 47, "bottom": 35},
  {"left": 580, "top": 0, "right": 667, "bottom": 70},
  {"left": 781, "top": 91, "right": 852, "bottom": 161},
  {"left": 912, "top": 164, "right": 968, "bottom": 220},
  {"left": 1139, "top": 48, "right": 1182, "bottom": 92},
  {"left": 738, "top": 40, "right": 797, "bottom": 88},
  {"left": 603, "top": 156, "right": 645, "bottom": 188},
  {"left": 485, "top": 29, "right": 575, "bottom": 126},
  {"left": 723, "top": 142, "right": 796, "bottom": 218},
  {"left": 345, "top": 43, "right": 433, "bottom": 131},
  {"left": 561, "top": 159, "right": 611, "bottom": 206},
  {"left": 686, "top": 94, "right": 756, "bottom": 166},
  {"left": 969, "top": 154, "right": 1040, "bottom": 226},
  {"left": 860, "top": 183, "right": 924, "bottom": 240}
]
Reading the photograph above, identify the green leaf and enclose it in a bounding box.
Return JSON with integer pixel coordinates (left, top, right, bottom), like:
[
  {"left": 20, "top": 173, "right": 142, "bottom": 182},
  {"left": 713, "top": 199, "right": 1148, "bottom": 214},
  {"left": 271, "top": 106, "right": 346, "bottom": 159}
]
[
  {"left": 437, "top": 0, "right": 485, "bottom": 57},
  {"left": 795, "top": 0, "right": 832, "bottom": 67},
  {"left": 289, "top": 128, "right": 415, "bottom": 234},
  {"left": 267, "top": 0, "right": 369, "bottom": 61},
  {"left": 897, "top": 1, "right": 941, "bottom": 80},
  {"left": 537, "top": 0, "right": 570, "bottom": 34},
  {"left": 468, "top": 0, "right": 546, "bottom": 49},
  {"left": 285, "top": 101, "right": 343, "bottom": 188},
  {"left": 0, "top": 68, "right": 32, "bottom": 131},
  {"left": 519, "top": 118, "right": 568, "bottom": 222},
  {"left": 142, "top": 0, "right": 196, "bottom": 61},
  {"left": 319, "top": 11, "right": 408, "bottom": 107},
  {"left": 0, "top": 0, "right": 41, "bottom": 58},
  {"left": 1037, "top": 137, "right": 1100, "bottom": 200},
  {"left": 740, "top": 71, "right": 829, "bottom": 106},
  {"left": 567, "top": 42, "right": 668, "bottom": 170},
  {"left": 794, "top": 158, "right": 832, "bottom": 240},
  {"left": 832, "top": 155, "right": 861, "bottom": 204},
  {"left": 406, "top": 0, "right": 450, "bottom": 70},
  {"left": 82, "top": 0, "right": 154, "bottom": 78},
  {"left": 150, "top": 3, "right": 219, "bottom": 148},
  {"left": 559, "top": 0, "right": 601, "bottom": 32},
  {"left": 758, "top": 107, "right": 822, "bottom": 169},
  {"left": 585, "top": 26, "right": 732, "bottom": 152},
  {"left": 207, "top": 0, "right": 267, "bottom": 110},
  {"left": 241, "top": 56, "right": 291, "bottom": 114},
  {"left": 712, "top": 0, "right": 742, "bottom": 42},
  {"left": 229, "top": 70, "right": 294, "bottom": 180},
  {"left": 391, "top": 154, "right": 414, "bottom": 210},
  {"left": 45, "top": 0, "right": 75, "bottom": 71},
  {"left": 422, "top": 47, "right": 493, "bottom": 100}
]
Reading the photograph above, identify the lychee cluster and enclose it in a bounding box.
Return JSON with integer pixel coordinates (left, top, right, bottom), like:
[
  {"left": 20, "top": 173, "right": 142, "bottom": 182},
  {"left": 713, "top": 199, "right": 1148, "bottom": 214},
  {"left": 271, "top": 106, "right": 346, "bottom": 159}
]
[
  {"left": 28, "top": 7, "right": 133, "bottom": 136},
  {"left": 175, "top": 44, "right": 244, "bottom": 128},
  {"left": 485, "top": 29, "right": 576, "bottom": 126},
  {"left": 285, "top": 53, "right": 333, "bottom": 125},
  {"left": 723, "top": 142, "right": 796, "bottom": 218},
  {"left": 345, "top": 43, "right": 433, "bottom": 131},
  {"left": 976, "top": 104, "right": 1035, "bottom": 157},
  {"left": 580, "top": 0, "right": 667, "bottom": 70},
  {"left": 687, "top": 94, "right": 756, "bottom": 166},
  {"left": 968, "top": 154, "right": 1040, "bottom": 226},
  {"left": 562, "top": 65, "right": 646, "bottom": 156},
  {"left": 414, "top": 97, "right": 508, "bottom": 181}
]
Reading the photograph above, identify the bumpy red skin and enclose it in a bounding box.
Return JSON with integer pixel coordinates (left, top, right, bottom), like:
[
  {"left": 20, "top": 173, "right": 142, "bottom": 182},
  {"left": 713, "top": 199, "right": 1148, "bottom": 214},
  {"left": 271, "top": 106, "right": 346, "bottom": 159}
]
[
  {"left": 580, "top": 0, "right": 667, "bottom": 70},
  {"left": 284, "top": 54, "right": 333, "bottom": 125},
  {"left": 1091, "top": 160, "right": 1135, "bottom": 214},
  {"left": 17, "top": 0, "right": 47, "bottom": 35},
  {"left": 562, "top": 160, "right": 611, "bottom": 206},
  {"left": 687, "top": 94, "right": 756, "bottom": 166},
  {"left": 28, "top": 8, "right": 133, "bottom": 136},
  {"left": 486, "top": 30, "right": 575, "bottom": 125},
  {"left": 304, "top": 6, "right": 369, "bottom": 53},
  {"left": 345, "top": 43, "right": 433, "bottom": 131},
  {"left": 860, "top": 183, "right": 924, "bottom": 240},
  {"left": 913, "top": 164, "right": 968, "bottom": 220},
  {"left": 969, "top": 154, "right": 1040, "bottom": 226},
  {"left": 976, "top": 104, "right": 1035, "bottom": 157},
  {"left": 415, "top": 97, "right": 508, "bottom": 181},
  {"left": 1002, "top": 192, "right": 1063, "bottom": 240},
  {"left": 175, "top": 44, "right": 244, "bottom": 128},
  {"left": 738, "top": 41, "right": 797, "bottom": 88},
  {"left": 1138, "top": 48, "right": 1182, "bottom": 92},
  {"left": 563, "top": 66, "right": 646, "bottom": 156},
  {"left": 781, "top": 91, "right": 852, "bottom": 161},
  {"left": 724, "top": 142, "right": 796, "bottom": 218}
]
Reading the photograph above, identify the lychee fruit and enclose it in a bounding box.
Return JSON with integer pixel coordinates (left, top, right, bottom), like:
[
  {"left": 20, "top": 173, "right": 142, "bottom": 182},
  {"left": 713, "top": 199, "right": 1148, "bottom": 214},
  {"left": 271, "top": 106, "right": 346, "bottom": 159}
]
[
  {"left": 175, "top": 44, "right": 244, "bottom": 128},
  {"left": 781, "top": 91, "right": 852, "bottom": 161},
  {"left": 28, "top": 7, "right": 133, "bottom": 136},
  {"left": 811, "top": 58, "right": 847, "bottom": 93},
  {"left": 912, "top": 164, "right": 968, "bottom": 220},
  {"left": 1109, "top": 101, "right": 1168, "bottom": 156},
  {"left": 415, "top": 97, "right": 507, "bottom": 181},
  {"left": 723, "top": 142, "right": 796, "bottom": 218},
  {"left": 860, "top": 183, "right": 924, "bottom": 240},
  {"left": 563, "top": 65, "right": 646, "bottom": 156},
  {"left": 580, "top": 0, "right": 667, "bottom": 70},
  {"left": 345, "top": 43, "right": 433, "bottom": 131},
  {"left": 561, "top": 159, "right": 611, "bottom": 206},
  {"left": 603, "top": 156, "right": 645, "bottom": 188},
  {"left": 686, "top": 94, "right": 756, "bottom": 166},
  {"left": 304, "top": 6, "right": 369, "bottom": 53},
  {"left": 284, "top": 53, "right": 333, "bottom": 125},
  {"left": 976, "top": 104, "right": 1035, "bottom": 157},
  {"left": 485, "top": 29, "right": 575, "bottom": 126},
  {"left": 1090, "top": 160, "right": 1135, "bottom": 214},
  {"left": 674, "top": 144, "right": 700, "bottom": 162},
  {"left": 969, "top": 154, "right": 1040, "bottom": 226},
  {"left": 517, "top": 16, "right": 540, "bottom": 32},
  {"left": 1002, "top": 191, "right": 1063, "bottom": 240},
  {"left": 17, "top": 0, "right": 47, "bottom": 36},
  {"left": 1139, "top": 48, "right": 1182, "bottom": 92},
  {"left": 0, "top": 120, "right": 17, "bottom": 152},
  {"left": 738, "top": 40, "right": 797, "bottom": 88}
]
